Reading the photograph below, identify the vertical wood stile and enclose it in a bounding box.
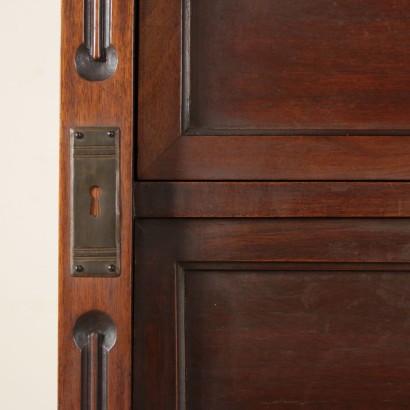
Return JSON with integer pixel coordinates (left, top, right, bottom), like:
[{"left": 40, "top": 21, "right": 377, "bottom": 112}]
[{"left": 59, "top": 0, "right": 134, "bottom": 407}]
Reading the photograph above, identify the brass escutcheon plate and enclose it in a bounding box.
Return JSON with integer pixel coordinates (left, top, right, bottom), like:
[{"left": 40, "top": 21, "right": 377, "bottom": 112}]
[{"left": 70, "top": 128, "right": 120, "bottom": 277}]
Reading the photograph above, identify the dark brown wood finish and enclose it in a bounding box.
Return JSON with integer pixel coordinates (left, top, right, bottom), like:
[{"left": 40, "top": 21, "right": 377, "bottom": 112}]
[
  {"left": 189, "top": 0, "right": 410, "bottom": 132},
  {"left": 138, "top": 0, "right": 410, "bottom": 181},
  {"left": 135, "top": 219, "right": 410, "bottom": 409},
  {"left": 61, "top": 0, "right": 410, "bottom": 408},
  {"left": 59, "top": 0, "right": 134, "bottom": 408},
  {"left": 134, "top": 0, "right": 410, "bottom": 408},
  {"left": 139, "top": 135, "right": 410, "bottom": 180},
  {"left": 136, "top": 182, "right": 410, "bottom": 218},
  {"left": 184, "top": 269, "right": 410, "bottom": 409}
]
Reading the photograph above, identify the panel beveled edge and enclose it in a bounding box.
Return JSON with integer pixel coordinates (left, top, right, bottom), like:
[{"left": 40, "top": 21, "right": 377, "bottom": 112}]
[
  {"left": 138, "top": 0, "right": 182, "bottom": 176},
  {"left": 176, "top": 265, "right": 187, "bottom": 410}
]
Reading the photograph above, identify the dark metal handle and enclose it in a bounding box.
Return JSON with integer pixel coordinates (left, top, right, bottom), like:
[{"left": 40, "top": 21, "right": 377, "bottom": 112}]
[
  {"left": 74, "top": 311, "right": 117, "bottom": 410},
  {"left": 75, "top": 0, "right": 118, "bottom": 81}
]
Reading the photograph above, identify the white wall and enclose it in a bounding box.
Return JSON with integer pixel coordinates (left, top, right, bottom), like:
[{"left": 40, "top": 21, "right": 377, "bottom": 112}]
[{"left": 0, "top": 1, "right": 60, "bottom": 408}]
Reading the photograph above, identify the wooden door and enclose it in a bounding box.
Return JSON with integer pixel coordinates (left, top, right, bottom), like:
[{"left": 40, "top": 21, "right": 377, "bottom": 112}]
[{"left": 60, "top": 0, "right": 410, "bottom": 408}]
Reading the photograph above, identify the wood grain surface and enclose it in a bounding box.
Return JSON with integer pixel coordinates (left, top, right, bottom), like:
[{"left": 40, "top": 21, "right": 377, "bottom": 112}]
[
  {"left": 61, "top": 0, "right": 410, "bottom": 408},
  {"left": 138, "top": 134, "right": 410, "bottom": 181},
  {"left": 189, "top": 0, "right": 410, "bottom": 132},
  {"left": 135, "top": 219, "right": 410, "bottom": 409},
  {"left": 136, "top": 182, "right": 410, "bottom": 218},
  {"left": 138, "top": 0, "right": 410, "bottom": 181},
  {"left": 59, "top": 0, "right": 134, "bottom": 408},
  {"left": 184, "top": 269, "right": 410, "bottom": 409}
]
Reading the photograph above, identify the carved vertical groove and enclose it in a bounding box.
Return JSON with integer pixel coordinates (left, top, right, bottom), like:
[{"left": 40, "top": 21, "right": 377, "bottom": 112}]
[
  {"left": 84, "top": 0, "right": 111, "bottom": 60},
  {"left": 75, "top": 0, "right": 118, "bottom": 81},
  {"left": 74, "top": 311, "right": 117, "bottom": 410}
]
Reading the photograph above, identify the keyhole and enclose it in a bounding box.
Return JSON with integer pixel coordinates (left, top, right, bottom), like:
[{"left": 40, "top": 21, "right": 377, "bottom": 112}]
[{"left": 89, "top": 186, "right": 102, "bottom": 217}]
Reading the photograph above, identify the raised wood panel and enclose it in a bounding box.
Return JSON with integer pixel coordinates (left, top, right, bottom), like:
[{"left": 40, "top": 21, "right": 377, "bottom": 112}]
[
  {"left": 138, "top": 0, "right": 410, "bottom": 180},
  {"left": 135, "top": 182, "right": 410, "bottom": 218},
  {"left": 134, "top": 219, "right": 410, "bottom": 409},
  {"left": 183, "top": 269, "right": 410, "bottom": 409},
  {"left": 189, "top": 0, "right": 410, "bottom": 132}
]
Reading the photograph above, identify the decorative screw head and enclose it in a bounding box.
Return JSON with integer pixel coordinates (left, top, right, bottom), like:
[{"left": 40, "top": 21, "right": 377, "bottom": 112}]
[
  {"left": 74, "top": 265, "right": 84, "bottom": 273},
  {"left": 74, "top": 131, "right": 84, "bottom": 139},
  {"left": 108, "top": 264, "right": 116, "bottom": 273},
  {"left": 107, "top": 131, "right": 115, "bottom": 138}
]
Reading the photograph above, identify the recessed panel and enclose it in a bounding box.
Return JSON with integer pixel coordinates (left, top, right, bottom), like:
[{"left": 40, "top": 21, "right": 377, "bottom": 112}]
[
  {"left": 188, "top": 0, "right": 410, "bottom": 133},
  {"left": 183, "top": 270, "right": 410, "bottom": 408}
]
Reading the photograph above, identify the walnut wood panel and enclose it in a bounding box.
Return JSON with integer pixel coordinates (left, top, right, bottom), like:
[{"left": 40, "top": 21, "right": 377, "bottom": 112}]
[
  {"left": 135, "top": 182, "right": 410, "bottom": 218},
  {"left": 59, "top": 0, "right": 134, "bottom": 408},
  {"left": 183, "top": 269, "right": 410, "bottom": 409},
  {"left": 138, "top": 0, "right": 410, "bottom": 180},
  {"left": 134, "top": 219, "right": 410, "bottom": 409},
  {"left": 189, "top": 0, "right": 410, "bottom": 132}
]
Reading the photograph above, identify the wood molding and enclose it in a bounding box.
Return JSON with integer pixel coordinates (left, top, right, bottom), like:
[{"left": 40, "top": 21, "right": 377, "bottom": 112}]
[
  {"left": 136, "top": 182, "right": 410, "bottom": 218},
  {"left": 138, "top": 134, "right": 410, "bottom": 180},
  {"left": 138, "top": 0, "right": 182, "bottom": 175},
  {"left": 59, "top": 0, "right": 134, "bottom": 407}
]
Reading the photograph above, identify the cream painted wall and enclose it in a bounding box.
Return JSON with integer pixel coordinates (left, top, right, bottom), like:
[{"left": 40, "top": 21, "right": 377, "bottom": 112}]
[{"left": 0, "top": 1, "right": 60, "bottom": 408}]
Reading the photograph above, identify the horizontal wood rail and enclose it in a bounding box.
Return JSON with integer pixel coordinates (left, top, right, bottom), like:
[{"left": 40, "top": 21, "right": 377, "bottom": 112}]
[{"left": 135, "top": 182, "right": 410, "bottom": 218}]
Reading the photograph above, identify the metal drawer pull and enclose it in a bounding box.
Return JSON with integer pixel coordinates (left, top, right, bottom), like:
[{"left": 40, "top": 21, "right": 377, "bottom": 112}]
[
  {"left": 75, "top": 0, "right": 118, "bottom": 81},
  {"left": 73, "top": 311, "right": 117, "bottom": 410}
]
